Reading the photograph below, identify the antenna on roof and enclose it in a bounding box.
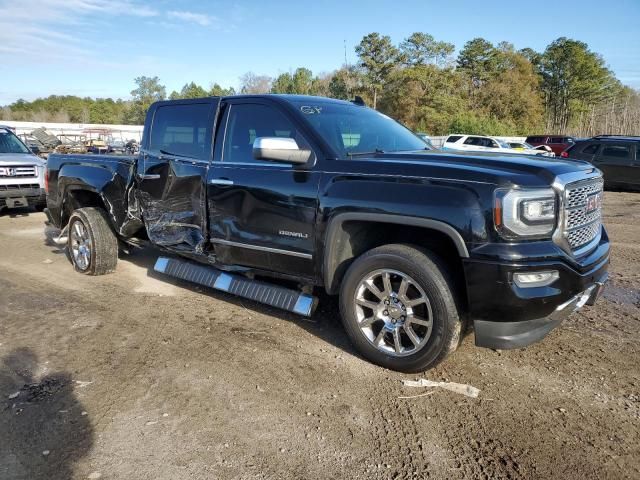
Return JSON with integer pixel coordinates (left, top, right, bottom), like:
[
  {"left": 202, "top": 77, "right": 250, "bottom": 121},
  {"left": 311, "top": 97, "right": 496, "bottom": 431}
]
[{"left": 352, "top": 96, "right": 366, "bottom": 106}]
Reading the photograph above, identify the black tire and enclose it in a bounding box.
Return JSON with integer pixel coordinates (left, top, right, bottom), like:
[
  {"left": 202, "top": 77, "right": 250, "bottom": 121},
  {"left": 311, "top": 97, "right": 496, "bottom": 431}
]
[
  {"left": 67, "top": 207, "right": 118, "bottom": 275},
  {"left": 34, "top": 202, "right": 47, "bottom": 212},
  {"left": 339, "top": 244, "right": 462, "bottom": 372}
]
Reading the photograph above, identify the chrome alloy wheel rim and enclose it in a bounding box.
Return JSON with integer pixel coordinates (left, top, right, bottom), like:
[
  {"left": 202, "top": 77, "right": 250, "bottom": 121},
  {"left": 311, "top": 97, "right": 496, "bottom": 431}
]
[
  {"left": 353, "top": 269, "right": 433, "bottom": 357},
  {"left": 70, "top": 220, "right": 91, "bottom": 271}
]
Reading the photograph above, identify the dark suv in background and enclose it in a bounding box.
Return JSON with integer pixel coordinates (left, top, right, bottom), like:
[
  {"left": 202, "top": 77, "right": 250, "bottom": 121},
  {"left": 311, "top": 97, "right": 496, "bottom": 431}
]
[
  {"left": 563, "top": 135, "right": 640, "bottom": 191},
  {"left": 526, "top": 135, "right": 576, "bottom": 156}
]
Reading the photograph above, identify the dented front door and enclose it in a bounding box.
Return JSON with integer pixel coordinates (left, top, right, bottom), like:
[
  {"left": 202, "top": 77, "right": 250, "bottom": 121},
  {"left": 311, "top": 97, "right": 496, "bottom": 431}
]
[{"left": 136, "top": 99, "right": 218, "bottom": 254}]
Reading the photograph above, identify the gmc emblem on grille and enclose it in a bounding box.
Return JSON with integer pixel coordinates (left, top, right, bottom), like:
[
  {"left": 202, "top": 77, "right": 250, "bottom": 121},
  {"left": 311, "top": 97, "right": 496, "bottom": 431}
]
[
  {"left": 586, "top": 193, "right": 602, "bottom": 213},
  {"left": 6, "top": 168, "right": 17, "bottom": 177}
]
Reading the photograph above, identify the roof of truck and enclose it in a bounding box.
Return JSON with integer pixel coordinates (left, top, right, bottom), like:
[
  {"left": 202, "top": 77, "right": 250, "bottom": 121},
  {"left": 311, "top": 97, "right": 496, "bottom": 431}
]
[{"left": 227, "top": 94, "right": 356, "bottom": 105}]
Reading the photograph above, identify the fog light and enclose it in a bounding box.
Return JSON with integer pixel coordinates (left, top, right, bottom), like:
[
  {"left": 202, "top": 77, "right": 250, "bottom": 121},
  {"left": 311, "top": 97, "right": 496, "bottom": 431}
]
[{"left": 513, "top": 270, "right": 559, "bottom": 288}]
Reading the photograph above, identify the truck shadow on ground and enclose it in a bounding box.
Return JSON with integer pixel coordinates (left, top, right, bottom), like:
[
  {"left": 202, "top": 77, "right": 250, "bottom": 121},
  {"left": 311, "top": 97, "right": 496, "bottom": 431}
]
[
  {"left": 0, "top": 348, "right": 93, "bottom": 480},
  {"left": 123, "top": 246, "right": 474, "bottom": 361},
  {"left": 122, "top": 246, "right": 359, "bottom": 358}
]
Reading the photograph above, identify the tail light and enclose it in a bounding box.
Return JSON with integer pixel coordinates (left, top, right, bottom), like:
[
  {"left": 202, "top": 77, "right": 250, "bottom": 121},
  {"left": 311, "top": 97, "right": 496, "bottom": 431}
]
[
  {"left": 44, "top": 167, "right": 49, "bottom": 193},
  {"left": 560, "top": 151, "right": 569, "bottom": 158}
]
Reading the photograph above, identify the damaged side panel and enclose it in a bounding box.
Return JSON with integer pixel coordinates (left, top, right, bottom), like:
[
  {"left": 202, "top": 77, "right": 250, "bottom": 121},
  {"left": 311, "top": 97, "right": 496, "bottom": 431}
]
[
  {"left": 137, "top": 160, "right": 208, "bottom": 253},
  {"left": 134, "top": 98, "right": 219, "bottom": 256}
]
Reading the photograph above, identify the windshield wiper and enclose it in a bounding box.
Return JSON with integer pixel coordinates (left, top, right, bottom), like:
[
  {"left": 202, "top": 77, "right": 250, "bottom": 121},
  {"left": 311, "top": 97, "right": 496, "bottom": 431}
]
[{"left": 346, "top": 148, "right": 385, "bottom": 157}]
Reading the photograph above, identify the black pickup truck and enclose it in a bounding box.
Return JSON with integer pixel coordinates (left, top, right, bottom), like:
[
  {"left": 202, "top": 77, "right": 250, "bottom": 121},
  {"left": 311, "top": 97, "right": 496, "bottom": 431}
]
[{"left": 45, "top": 95, "right": 609, "bottom": 372}]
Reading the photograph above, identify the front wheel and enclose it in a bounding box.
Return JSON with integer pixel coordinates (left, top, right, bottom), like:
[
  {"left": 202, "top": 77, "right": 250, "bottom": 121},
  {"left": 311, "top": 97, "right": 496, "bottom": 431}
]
[
  {"left": 67, "top": 207, "right": 118, "bottom": 275},
  {"left": 339, "top": 244, "right": 462, "bottom": 372}
]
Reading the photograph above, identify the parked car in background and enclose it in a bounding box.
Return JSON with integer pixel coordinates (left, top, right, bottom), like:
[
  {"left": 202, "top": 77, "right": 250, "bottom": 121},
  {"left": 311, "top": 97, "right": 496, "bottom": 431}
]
[
  {"left": 86, "top": 138, "right": 108, "bottom": 154},
  {"left": 525, "top": 135, "right": 575, "bottom": 156},
  {"left": 563, "top": 135, "right": 640, "bottom": 190},
  {"left": 509, "top": 142, "right": 553, "bottom": 154},
  {"left": 416, "top": 132, "right": 435, "bottom": 149},
  {"left": 0, "top": 126, "right": 47, "bottom": 212},
  {"left": 443, "top": 134, "right": 554, "bottom": 156},
  {"left": 108, "top": 139, "right": 127, "bottom": 154}
]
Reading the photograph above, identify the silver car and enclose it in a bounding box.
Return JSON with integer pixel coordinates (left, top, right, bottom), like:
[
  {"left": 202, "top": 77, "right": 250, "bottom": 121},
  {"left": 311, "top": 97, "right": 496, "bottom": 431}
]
[{"left": 0, "top": 126, "right": 47, "bottom": 212}]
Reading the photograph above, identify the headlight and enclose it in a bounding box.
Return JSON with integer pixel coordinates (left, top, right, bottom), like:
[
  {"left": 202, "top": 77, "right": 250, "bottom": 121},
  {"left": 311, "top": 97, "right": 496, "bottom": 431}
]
[{"left": 494, "top": 188, "right": 557, "bottom": 238}]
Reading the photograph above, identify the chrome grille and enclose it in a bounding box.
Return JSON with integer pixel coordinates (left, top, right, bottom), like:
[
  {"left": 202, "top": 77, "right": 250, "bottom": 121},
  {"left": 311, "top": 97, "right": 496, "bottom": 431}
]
[
  {"left": 0, "top": 165, "right": 37, "bottom": 177},
  {"left": 565, "top": 179, "right": 603, "bottom": 209},
  {"left": 563, "top": 177, "right": 603, "bottom": 251}
]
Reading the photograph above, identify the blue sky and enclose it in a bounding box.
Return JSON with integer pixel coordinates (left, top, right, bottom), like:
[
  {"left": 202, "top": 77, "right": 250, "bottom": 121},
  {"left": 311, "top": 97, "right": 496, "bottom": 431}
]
[{"left": 0, "top": 0, "right": 638, "bottom": 104}]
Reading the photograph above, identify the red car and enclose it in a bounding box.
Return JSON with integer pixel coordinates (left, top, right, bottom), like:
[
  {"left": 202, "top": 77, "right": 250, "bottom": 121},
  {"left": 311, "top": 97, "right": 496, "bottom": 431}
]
[{"left": 525, "top": 135, "right": 576, "bottom": 156}]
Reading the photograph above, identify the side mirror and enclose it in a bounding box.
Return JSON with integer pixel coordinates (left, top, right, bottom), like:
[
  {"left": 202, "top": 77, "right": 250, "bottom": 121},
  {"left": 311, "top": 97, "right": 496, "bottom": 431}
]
[{"left": 252, "top": 137, "right": 312, "bottom": 165}]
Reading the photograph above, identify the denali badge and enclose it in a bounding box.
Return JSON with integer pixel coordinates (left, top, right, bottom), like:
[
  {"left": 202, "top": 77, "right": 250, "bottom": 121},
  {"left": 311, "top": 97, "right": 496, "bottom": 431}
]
[
  {"left": 279, "top": 230, "right": 309, "bottom": 239},
  {"left": 585, "top": 193, "right": 602, "bottom": 213}
]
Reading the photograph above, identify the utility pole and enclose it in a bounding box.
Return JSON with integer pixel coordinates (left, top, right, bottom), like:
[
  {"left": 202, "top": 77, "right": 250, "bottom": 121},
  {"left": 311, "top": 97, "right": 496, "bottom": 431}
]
[{"left": 344, "top": 39, "right": 348, "bottom": 67}]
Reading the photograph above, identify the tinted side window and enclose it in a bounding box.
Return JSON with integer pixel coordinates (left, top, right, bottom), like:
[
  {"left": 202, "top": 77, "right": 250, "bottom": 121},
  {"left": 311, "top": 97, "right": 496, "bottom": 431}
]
[
  {"left": 582, "top": 144, "right": 599, "bottom": 154},
  {"left": 463, "top": 136, "right": 481, "bottom": 146},
  {"left": 224, "top": 104, "right": 302, "bottom": 164},
  {"left": 526, "top": 136, "right": 544, "bottom": 143},
  {"left": 446, "top": 135, "right": 462, "bottom": 143},
  {"left": 550, "top": 137, "right": 564, "bottom": 143},
  {"left": 149, "top": 103, "right": 211, "bottom": 160},
  {"left": 601, "top": 145, "right": 631, "bottom": 160}
]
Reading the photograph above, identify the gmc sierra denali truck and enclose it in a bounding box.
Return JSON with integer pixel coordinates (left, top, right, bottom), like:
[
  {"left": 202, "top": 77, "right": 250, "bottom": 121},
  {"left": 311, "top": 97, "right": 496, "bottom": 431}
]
[
  {"left": 44, "top": 95, "right": 609, "bottom": 372},
  {"left": 0, "top": 126, "right": 47, "bottom": 212}
]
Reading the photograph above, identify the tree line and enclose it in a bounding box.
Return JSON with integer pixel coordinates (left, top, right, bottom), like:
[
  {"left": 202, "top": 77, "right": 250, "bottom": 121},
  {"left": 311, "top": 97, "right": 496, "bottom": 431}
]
[{"left": 2, "top": 33, "right": 638, "bottom": 136}]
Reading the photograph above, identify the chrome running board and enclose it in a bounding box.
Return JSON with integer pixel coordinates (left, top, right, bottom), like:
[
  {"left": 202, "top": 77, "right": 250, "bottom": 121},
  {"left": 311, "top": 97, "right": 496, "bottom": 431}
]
[{"left": 153, "top": 256, "right": 317, "bottom": 317}]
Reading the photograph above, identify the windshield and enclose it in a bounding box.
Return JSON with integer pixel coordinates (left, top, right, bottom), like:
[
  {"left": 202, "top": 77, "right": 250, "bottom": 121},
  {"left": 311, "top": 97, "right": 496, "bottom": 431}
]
[
  {"left": 0, "top": 130, "right": 30, "bottom": 154},
  {"left": 293, "top": 101, "right": 427, "bottom": 157}
]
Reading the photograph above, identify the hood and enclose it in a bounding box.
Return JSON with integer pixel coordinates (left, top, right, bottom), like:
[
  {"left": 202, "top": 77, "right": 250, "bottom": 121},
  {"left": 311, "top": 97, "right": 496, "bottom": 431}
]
[
  {"left": 0, "top": 153, "right": 45, "bottom": 167},
  {"left": 358, "top": 150, "right": 596, "bottom": 187}
]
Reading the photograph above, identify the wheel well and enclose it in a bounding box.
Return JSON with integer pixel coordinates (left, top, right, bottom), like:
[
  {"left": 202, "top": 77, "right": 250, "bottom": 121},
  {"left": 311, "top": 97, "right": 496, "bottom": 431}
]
[
  {"left": 324, "top": 220, "right": 468, "bottom": 310},
  {"left": 62, "top": 189, "right": 108, "bottom": 226}
]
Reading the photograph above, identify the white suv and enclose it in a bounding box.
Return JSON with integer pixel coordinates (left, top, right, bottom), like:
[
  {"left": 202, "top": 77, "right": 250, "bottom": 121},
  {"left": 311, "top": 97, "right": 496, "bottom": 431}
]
[
  {"left": 0, "top": 126, "right": 47, "bottom": 212},
  {"left": 442, "top": 134, "right": 555, "bottom": 157}
]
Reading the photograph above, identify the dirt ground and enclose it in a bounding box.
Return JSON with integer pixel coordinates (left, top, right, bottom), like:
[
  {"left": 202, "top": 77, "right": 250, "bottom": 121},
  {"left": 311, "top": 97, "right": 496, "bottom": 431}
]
[{"left": 1, "top": 192, "right": 639, "bottom": 480}]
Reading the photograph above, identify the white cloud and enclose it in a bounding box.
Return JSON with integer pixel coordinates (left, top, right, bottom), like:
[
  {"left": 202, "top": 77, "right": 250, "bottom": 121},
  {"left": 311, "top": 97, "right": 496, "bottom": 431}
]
[
  {"left": 0, "top": 0, "right": 159, "bottom": 66},
  {"left": 167, "top": 10, "right": 218, "bottom": 27}
]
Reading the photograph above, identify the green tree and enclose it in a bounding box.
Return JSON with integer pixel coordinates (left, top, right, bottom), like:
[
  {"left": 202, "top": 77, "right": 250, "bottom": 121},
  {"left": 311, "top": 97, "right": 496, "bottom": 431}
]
[
  {"left": 271, "top": 72, "right": 294, "bottom": 93},
  {"left": 169, "top": 82, "right": 208, "bottom": 100},
  {"left": 355, "top": 33, "right": 400, "bottom": 108},
  {"left": 400, "top": 32, "right": 454, "bottom": 67},
  {"left": 457, "top": 38, "right": 498, "bottom": 86},
  {"left": 539, "top": 37, "right": 619, "bottom": 132},
  {"left": 125, "top": 76, "right": 166, "bottom": 124},
  {"left": 379, "top": 65, "right": 467, "bottom": 134},
  {"left": 271, "top": 68, "right": 315, "bottom": 94},
  {"left": 209, "top": 83, "right": 235, "bottom": 96},
  {"left": 477, "top": 51, "right": 544, "bottom": 133}
]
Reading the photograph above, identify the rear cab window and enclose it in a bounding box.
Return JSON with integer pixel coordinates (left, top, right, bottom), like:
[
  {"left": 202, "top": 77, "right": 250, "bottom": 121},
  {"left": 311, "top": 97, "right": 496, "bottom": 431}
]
[
  {"left": 149, "top": 103, "right": 212, "bottom": 161},
  {"left": 446, "top": 135, "right": 463, "bottom": 143}
]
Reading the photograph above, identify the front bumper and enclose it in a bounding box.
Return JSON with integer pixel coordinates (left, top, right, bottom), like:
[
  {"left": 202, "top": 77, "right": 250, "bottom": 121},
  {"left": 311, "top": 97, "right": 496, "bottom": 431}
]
[
  {"left": 465, "top": 229, "right": 610, "bottom": 349},
  {"left": 0, "top": 185, "right": 46, "bottom": 209},
  {"left": 474, "top": 276, "right": 606, "bottom": 349}
]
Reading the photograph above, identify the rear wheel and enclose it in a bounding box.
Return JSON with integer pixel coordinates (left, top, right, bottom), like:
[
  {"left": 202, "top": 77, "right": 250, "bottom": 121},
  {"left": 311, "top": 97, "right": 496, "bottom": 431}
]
[
  {"left": 67, "top": 207, "right": 118, "bottom": 275},
  {"left": 339, "top": 244, "right": 462, "bottom": 372}
]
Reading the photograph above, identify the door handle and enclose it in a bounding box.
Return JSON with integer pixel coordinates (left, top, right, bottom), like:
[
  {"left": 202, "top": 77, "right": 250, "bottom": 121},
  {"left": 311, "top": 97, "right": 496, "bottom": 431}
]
[
  {"left": 139, "top": 174, "right": 161, "bottom": 180},
  {"left": 210, "top": 178, "right": 234, "bottom": 186}
]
